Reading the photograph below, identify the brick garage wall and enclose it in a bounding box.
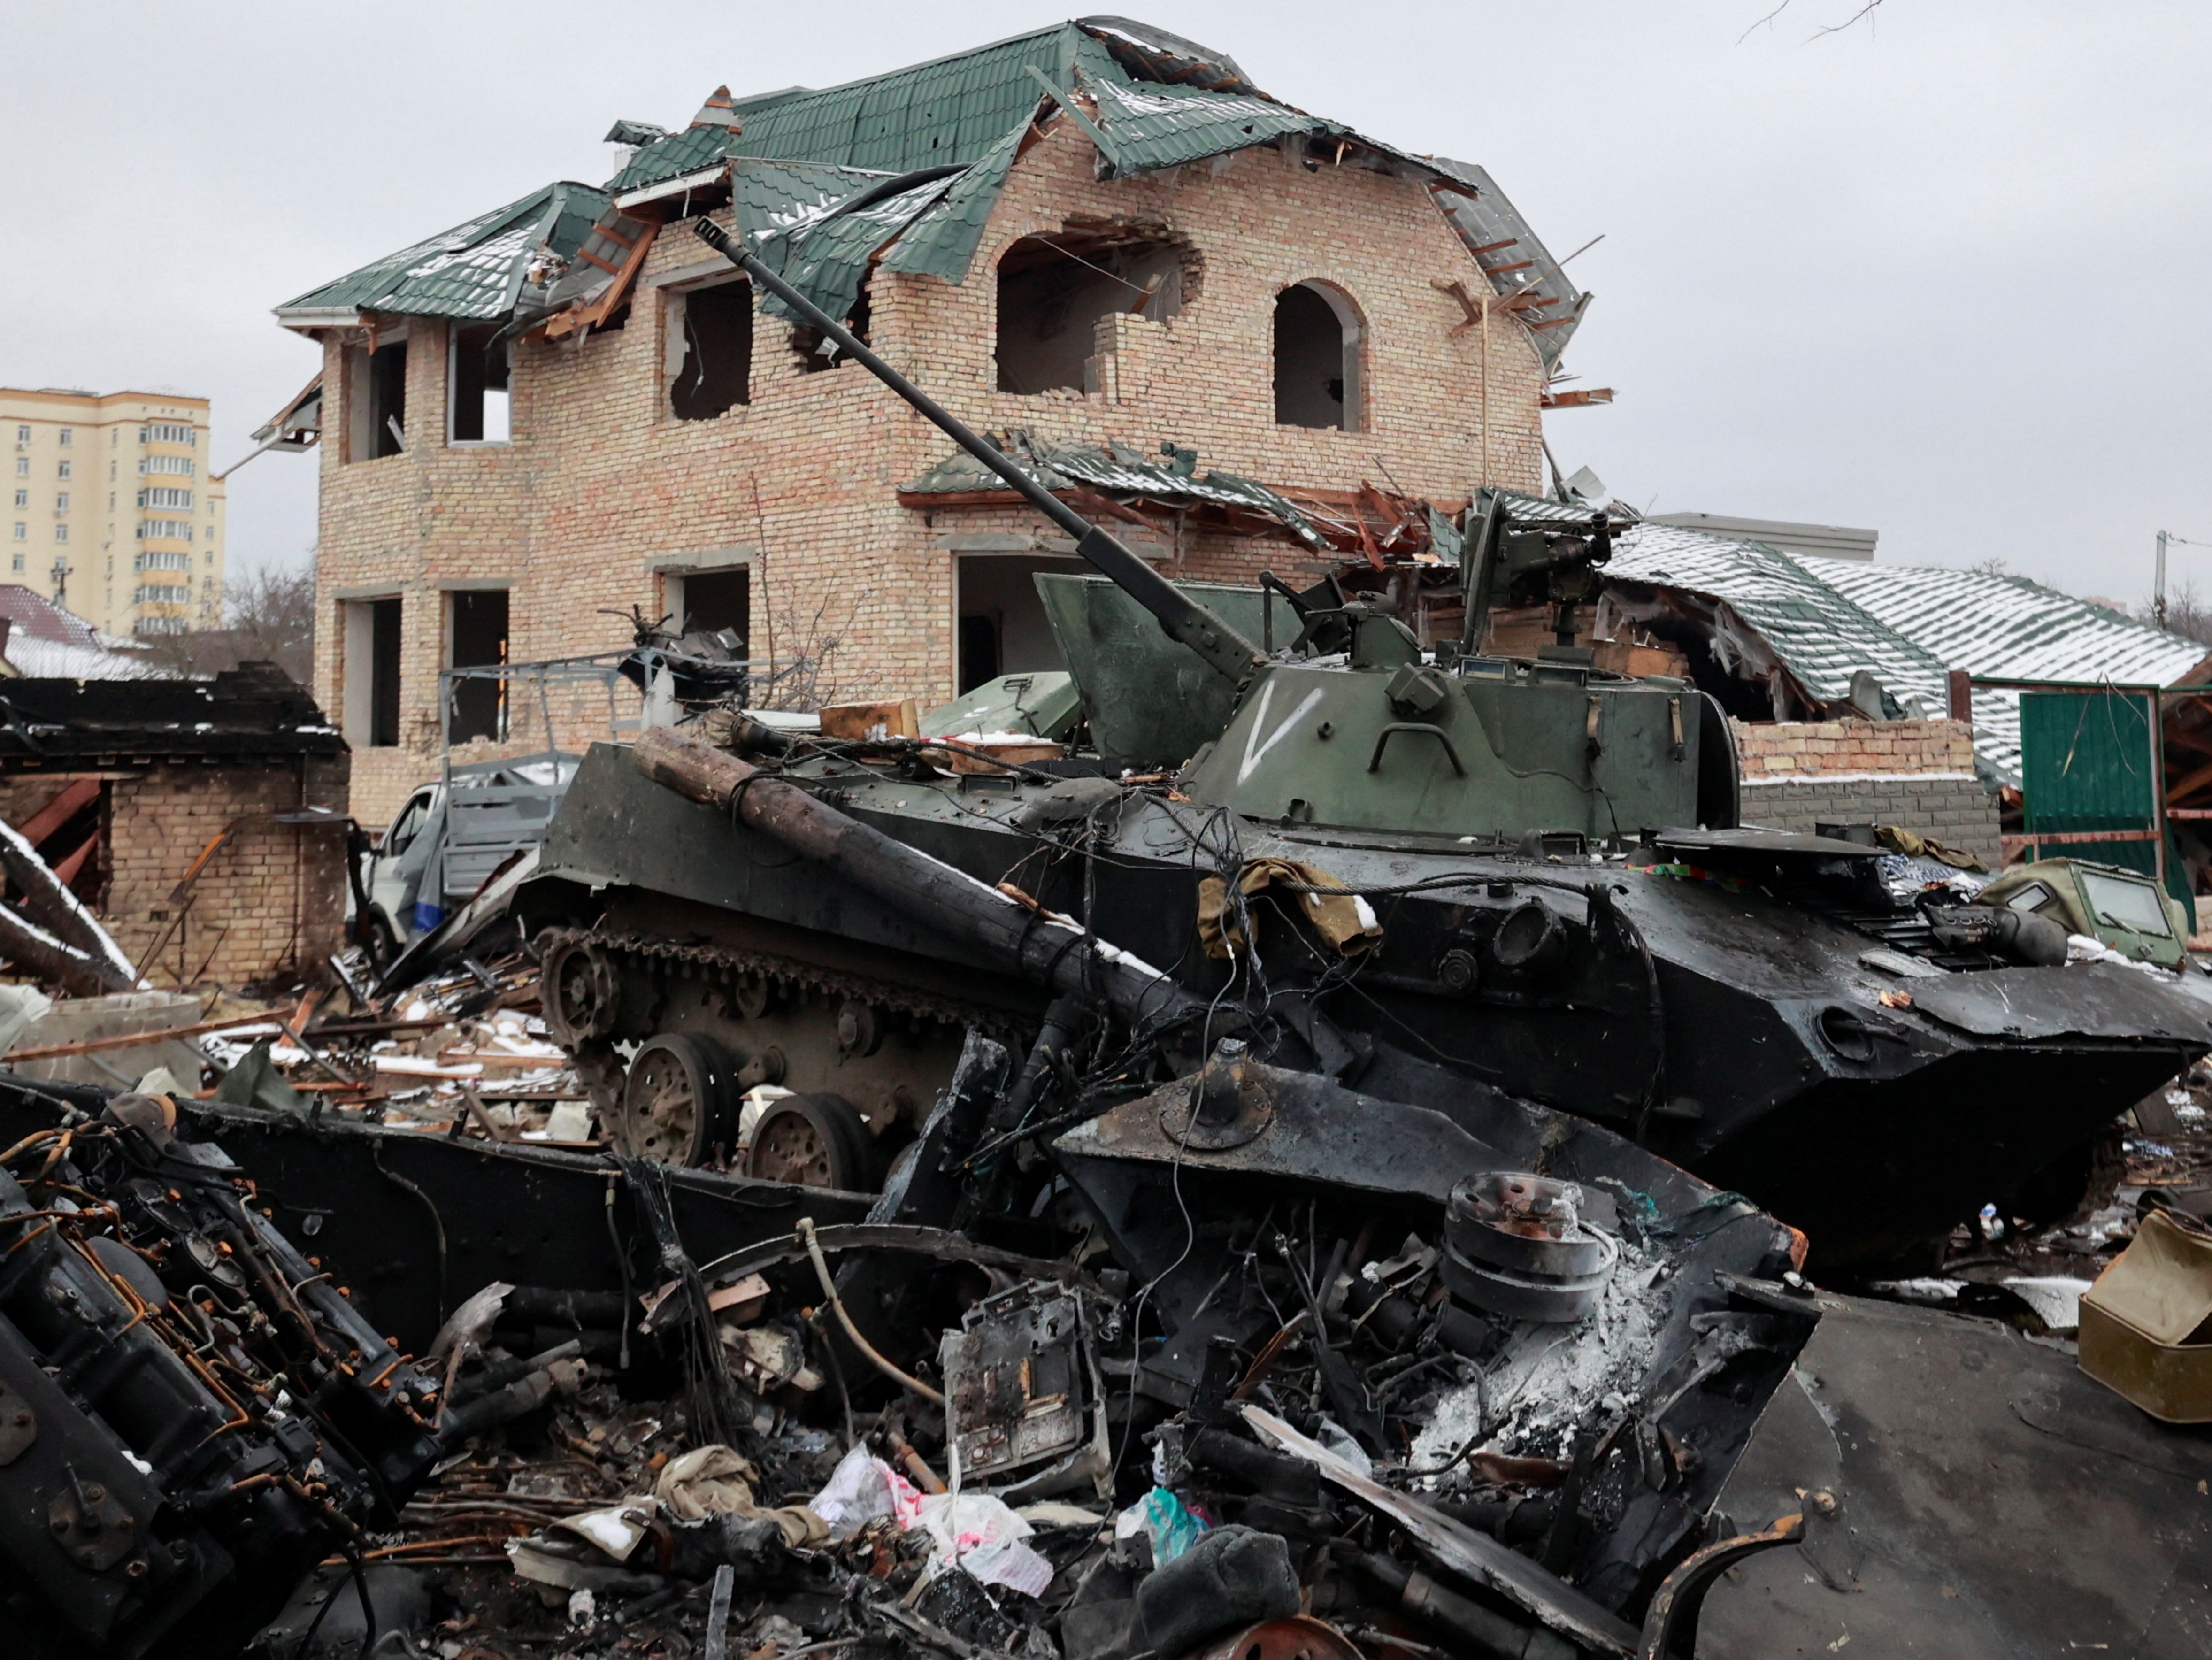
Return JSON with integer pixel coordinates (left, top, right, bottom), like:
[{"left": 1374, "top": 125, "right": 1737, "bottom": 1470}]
[
  {"left": 0, "top": 756, "right": 349, "bottom": 988},
  {"left": 1733, "top": 718, "right": 1999, "bottom": 866},
  {"left": 1734, "top": 718, "right": 1977, "bottom": 778},
  {"left": 312, "top": 116, "right": 1549, "bottom": 824}
]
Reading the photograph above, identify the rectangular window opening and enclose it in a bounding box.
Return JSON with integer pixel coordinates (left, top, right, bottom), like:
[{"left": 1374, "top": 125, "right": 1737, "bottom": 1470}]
[
  {"left": 668, "top": 281, "right": 753, "bottom": 421},
  {"left": 446, "top": 588, "right": 509, "bottom": 743},
  {"left": 668, "top": 567, "right": 749, "bottom": 646},
  {"left": 449, "top": 323, "right": 512, "bottom": 444},
  {"left": 351, "top": 341, "right": 408, "bottom": 460},
  {"left": 343, "top": 596, "right": 403, "bottom": 746}
]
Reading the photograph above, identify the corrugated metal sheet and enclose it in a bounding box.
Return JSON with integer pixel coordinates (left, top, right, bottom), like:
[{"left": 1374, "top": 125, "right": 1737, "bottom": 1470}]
[
  {"left": 2019, "top": 690, "right": 2186, "bottom": 899},
  {"left": 278, "top": 183, "right": 609, "bottom": 321}
]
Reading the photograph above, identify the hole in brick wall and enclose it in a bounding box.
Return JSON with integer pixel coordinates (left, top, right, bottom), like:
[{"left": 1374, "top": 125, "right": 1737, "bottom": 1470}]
[
  {"left": 447, "top": 590, "right": 510, "bottom": 744},
  {"left": 1273, "top": 280, "right": 1360, "bottom": 431},
  {"left": 791, "top": 282, "right": 872, "bottom": 375},
  {"left": 995, "top": 229, "right": 1193, "bottom": 394},
  {"left": 669, "top": 280, "right": 753, "bottom": 418},
  {"left": 449, "top": 323, "right": 511, "bottom": 444}
]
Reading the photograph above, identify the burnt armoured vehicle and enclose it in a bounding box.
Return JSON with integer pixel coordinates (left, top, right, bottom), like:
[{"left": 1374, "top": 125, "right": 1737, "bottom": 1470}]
[{"left": 514, "top": 216, "right": 2212, "bottom": 1268}]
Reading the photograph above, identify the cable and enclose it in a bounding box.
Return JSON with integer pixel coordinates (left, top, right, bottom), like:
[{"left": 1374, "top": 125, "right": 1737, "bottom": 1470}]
[{"left": 798, "top": 1217, "right": 943, "bottom": 1404}]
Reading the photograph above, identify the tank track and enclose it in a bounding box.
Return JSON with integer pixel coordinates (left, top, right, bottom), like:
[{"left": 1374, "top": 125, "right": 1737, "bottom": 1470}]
[{"left": 538, "top": 925, "right": 1031, "bottom": 1039}]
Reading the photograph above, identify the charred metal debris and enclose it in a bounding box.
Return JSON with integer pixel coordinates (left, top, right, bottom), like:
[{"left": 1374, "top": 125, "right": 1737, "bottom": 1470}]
[{"left": 0, "top": 997, "right": 1820, "bottom": 1660}]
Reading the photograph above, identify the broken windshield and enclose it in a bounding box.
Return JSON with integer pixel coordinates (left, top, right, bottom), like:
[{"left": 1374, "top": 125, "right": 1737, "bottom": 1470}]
[{"left": 2079, "top": 868, "right": 2173, "bottom": 938}]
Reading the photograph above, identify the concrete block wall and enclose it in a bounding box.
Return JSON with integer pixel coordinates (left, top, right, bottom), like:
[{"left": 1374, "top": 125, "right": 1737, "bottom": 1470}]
[
  {"left": 1737, "top": 776, "right": 2003, "bottom": 868},
  {"left": 312, "top": 115, "right": 1548, "bottom": 824},
  {"left": 0, "top": 755, "right": 348, "bottom": 989},
  {"left": 1733, "top": 717, "right": 1999, "bottom": 867}
]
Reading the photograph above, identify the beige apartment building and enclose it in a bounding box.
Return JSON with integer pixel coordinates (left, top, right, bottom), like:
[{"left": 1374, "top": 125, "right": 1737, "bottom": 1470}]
[
  {"left": 0, "top": 387, "right": 227, "bottom": 639},
  {"left": 273, "top": 20, "right": 1584, "bottom": 824}
]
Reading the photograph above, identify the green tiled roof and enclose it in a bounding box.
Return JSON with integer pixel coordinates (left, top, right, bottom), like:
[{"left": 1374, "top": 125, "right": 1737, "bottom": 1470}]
[
  {"left": 1083, "top": 77, "right": 1322, "bottom": 177},
  {"left": 875, "top": 114, "right": 1030, "bottom": 286},
  {"left": 608, "top": 24, "right": 1095, "bottom": 193},
  {"left": 284, "top": 18, "right": 1583, "bottom": 354},
  {"left": 277, "top": 183, "right": 610, "bottom": 320},
  {"left": 1606, "top": 523, "right": 2212, "bottom": 785},
  {"left": 754, "top": 174, "right": 958, "bottom": 325}
]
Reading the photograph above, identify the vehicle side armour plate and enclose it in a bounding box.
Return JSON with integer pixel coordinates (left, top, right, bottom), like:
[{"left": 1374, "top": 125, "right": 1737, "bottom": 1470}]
[{"left": 1907, "top": 961, "right": 2204, "bottom": 1042}]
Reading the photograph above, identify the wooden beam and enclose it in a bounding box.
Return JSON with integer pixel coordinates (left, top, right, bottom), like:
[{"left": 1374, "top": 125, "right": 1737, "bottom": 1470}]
[
  {"left": 1539, "top": 389, "right": 1615, "bottom": 410},
  {"left": 49, "top": 831, "right": 96, "bottom": 887},
  {"left": 2, "top": 999, "right": 305, "bottom": 1061},
  {"left": 2166, "top": 755, "right": 2212, "bottom": 805},
  {"left": 11, "top": 779, "right": 100, "bottom": 849}
]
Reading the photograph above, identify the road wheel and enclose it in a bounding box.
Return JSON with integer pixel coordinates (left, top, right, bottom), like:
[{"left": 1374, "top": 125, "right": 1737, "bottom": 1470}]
[
  {"left": 622, "top": 1033, "right": 735, "bottom": 1165},
  {"left": 747, "top": 1092, "right": 872, "bottom": 1191},
  {"left": 543, "top": 938, "right": 621, "bottom": 1045}
]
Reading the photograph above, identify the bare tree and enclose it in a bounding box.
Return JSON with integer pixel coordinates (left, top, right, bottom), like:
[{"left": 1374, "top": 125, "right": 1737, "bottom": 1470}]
[
  {"left": 2148, "top": 578, "right": 2212, "bottom": 647},
  {"left": 751, "top": 583, "right": 875, "bottom": 711},
  {"left": 140, "top": 553, "right": 317, "bottom": 686},
  {"left": 1741, "top": 0, "right": 1888, "bottom": 42}
]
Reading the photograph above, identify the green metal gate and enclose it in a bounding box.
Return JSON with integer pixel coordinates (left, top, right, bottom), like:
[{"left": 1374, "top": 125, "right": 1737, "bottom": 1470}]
[{"left": 2018, "top": 689, "right": 2189, "bottom": 906}]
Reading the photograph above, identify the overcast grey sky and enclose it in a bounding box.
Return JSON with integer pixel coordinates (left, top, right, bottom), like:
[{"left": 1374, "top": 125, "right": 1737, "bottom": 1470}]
[{"left": 5, "top": 1, "right": 2206, "bottom": 604}]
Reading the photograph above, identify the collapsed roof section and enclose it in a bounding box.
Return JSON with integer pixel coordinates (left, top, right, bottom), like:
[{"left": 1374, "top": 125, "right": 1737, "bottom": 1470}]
[
  {"left": 0, "top": 663, "right": 340, "bottom": 761},
  {"left": 901, "top": 429, "right": 1335, "bottom": 551},
  {"left": 1603, "top": 524, "right": 2211, "bottom": 785},
  {"left": 276, "top": 18, "right": 1584, "bottom": 364},
  {"left": 275, "top": 181, "right": 611, "bottom": 328}
]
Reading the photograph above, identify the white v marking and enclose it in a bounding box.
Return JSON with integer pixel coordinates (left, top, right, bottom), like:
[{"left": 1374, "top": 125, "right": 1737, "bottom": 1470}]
[{"left": 1237, "top": 680, "right": 1327, "bottom": 784}]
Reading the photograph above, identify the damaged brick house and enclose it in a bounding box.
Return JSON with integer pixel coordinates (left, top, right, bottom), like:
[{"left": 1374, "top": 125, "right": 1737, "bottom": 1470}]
[
  {"left": 270, "top": 18, "right": 1588, "bottom": 822},
  {"left": 0, "top": 664, "right": 349, "bottom": 988}
]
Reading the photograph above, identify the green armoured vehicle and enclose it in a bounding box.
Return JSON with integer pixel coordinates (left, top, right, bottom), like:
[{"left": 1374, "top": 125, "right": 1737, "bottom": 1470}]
[{"left": 510, "top": 215, "right": 2211, "bottom": 1270}]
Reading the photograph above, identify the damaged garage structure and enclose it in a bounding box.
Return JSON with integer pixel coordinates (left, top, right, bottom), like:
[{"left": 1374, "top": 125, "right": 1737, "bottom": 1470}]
[{"left": 271, "top": 16, "right": 1579, "bottom": 822}]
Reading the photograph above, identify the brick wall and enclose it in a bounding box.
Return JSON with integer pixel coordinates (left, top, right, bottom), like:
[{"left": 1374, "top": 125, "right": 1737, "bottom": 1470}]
[
  {"left": 1733, "top": 718, "right": 1978, "bottom": 778},
  {"left": 1732, "top": 718, "right": 1999, "bottom": 866},
  {"left": 0, "top": 755, "right": 350, "bottom": 988},
  {"left": 313, "top": 118, "right": 1549, "bottom": 823}
]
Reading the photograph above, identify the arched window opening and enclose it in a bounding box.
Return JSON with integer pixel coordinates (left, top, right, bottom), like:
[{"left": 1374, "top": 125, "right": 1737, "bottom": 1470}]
[
  {"left": 1273, "top": 281, "right": 1361, "bottom": 431},
  {"left": 996, "top": 230, "right": 1193, "bottom": 394}
]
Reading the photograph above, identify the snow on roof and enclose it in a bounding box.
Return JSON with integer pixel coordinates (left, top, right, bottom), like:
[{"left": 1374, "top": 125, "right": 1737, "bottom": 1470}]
[{"left": 1605, "top": 523, "right": 2212, "bottom": 786}]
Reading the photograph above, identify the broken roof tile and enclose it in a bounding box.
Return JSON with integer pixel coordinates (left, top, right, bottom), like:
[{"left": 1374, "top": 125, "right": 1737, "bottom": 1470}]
[
  {"left": 903, "top": 431, "right": 1327, "bottom": 549},
  {"left": 291, "top": 18, "right": 1581, "bottom": 350},
  {"left": 277, "top": 182, "right": 610, "bottom": 323}
]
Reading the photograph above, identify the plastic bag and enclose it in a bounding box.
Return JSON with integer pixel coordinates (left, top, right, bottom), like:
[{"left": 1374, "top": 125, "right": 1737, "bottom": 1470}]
[{"left": 1114, "top": 1485, "right": 1208, "bottom": 1565}]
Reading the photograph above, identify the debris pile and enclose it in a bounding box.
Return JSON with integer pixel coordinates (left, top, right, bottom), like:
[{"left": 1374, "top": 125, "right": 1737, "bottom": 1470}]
[{"left": 0, "top": 989, "right": 1825, "bottom": 1660}]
